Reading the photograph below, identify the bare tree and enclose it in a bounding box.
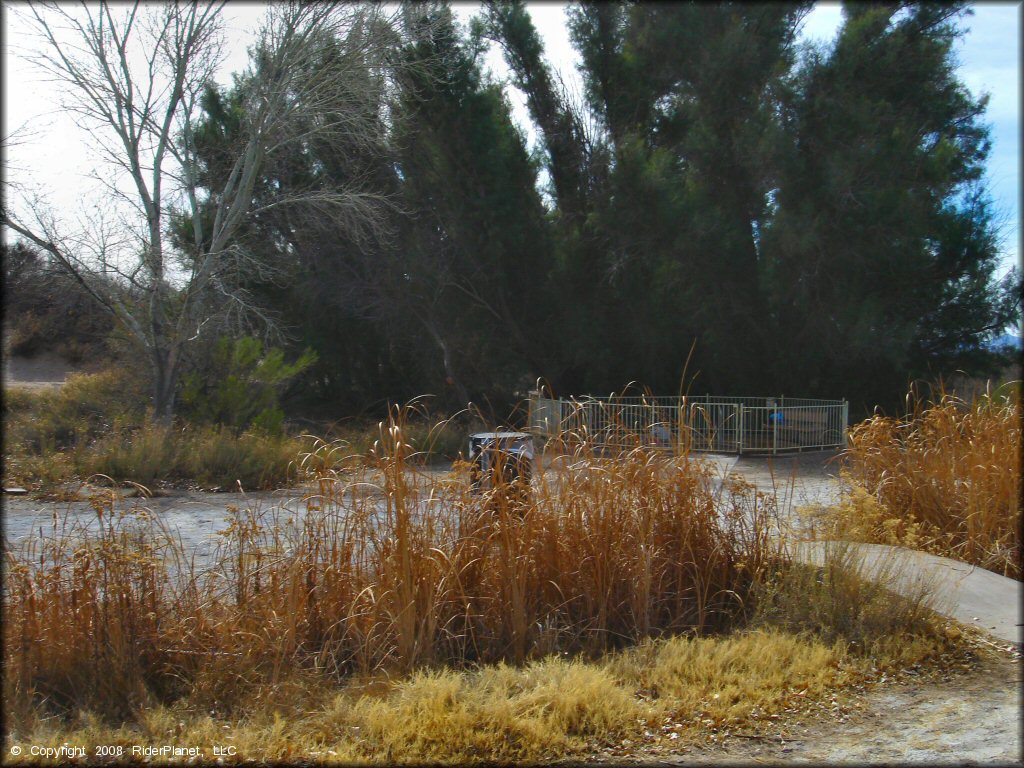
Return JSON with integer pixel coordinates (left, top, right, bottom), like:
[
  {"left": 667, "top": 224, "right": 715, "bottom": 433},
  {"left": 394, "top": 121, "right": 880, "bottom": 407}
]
[{"left": 2, "top": 1, "right": 405, "bottom": 421}]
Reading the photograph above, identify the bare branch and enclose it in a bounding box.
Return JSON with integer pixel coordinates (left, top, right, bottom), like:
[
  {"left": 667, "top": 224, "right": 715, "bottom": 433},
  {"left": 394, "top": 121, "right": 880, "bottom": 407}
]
[{"left": 3, "top": 0, "right": 414, "bottom": 420}]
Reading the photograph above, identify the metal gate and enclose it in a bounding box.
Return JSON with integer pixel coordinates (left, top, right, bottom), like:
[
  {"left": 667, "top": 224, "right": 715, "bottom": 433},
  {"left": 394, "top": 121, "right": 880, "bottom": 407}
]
[{"left": 528, "top": 394, "right": 848, "bottom": 455}]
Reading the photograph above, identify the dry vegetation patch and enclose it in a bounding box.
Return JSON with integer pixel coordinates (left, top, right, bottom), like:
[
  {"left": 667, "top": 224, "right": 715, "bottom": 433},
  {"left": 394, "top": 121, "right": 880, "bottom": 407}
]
[
  {"left": 2, "top": 405, "right": 975, "bottom": 763},
  {"left": 5, "top": 625, "right": 972, "bottom": 765},
  {"left": 826, "top": 385, "right": 1020, "bottom": 578},
  {"left": 2, "top": 372, "right": 310, "bottom": 492}
]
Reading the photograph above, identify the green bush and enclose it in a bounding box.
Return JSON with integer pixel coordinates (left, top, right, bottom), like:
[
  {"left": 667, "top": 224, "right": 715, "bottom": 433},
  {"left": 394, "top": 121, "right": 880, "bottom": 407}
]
[{"left": 179, "top": 336, "right": 316, "bottom": 434}]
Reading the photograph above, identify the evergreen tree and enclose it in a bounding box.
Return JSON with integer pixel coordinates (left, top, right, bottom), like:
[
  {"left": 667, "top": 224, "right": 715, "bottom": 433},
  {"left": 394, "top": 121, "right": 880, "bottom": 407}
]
[
  {"left": 762, "top": 2, "right": 1019, "bottom": 410},
  {"left": 386, "top": 3, "right": 554, "bottom": 408},
  {"left": 172, "top": 1, "right": 1018, "bottom": 416}
]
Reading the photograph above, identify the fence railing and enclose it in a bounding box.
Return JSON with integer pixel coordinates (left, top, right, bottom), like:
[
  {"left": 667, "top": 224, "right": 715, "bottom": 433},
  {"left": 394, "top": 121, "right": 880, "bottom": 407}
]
[{"left": 527, "top": 394, "right": 848, "bottom": 455}]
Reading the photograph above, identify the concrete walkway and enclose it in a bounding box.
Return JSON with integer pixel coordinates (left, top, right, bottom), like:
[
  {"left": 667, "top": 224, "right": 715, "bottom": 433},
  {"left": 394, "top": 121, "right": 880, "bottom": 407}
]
[
  {"left": 792, "top": 540, "right": 1022, "bottom": 648},
  {"left": 700, "top": 451, "right": 1021, "bottom": 648}
]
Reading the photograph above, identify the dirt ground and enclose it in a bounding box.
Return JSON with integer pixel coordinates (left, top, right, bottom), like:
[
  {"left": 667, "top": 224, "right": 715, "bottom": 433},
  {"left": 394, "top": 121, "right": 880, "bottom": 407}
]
[{"left": 591, "top": 649, "right": 1021, "bottom": 765}]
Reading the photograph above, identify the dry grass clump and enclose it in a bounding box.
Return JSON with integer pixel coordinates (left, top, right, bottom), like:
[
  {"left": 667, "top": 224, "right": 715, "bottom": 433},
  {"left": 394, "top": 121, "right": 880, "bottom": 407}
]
[
  {"left": 836, "top": 384, "right": 1020, "bottom": 578},
  {"left": 752, "top": 541, "right": 939, "bottom": 650},
  {"left": 330, "top": 417, "right": 464, "bottom": 462},
  {"left": 7, "top": 622, "right": 964, "bottom": 765},
  {"left": 608, "top": 629, "right": 852, "bottom": 729},
  {"left": 3, "top": 372, "right": 309, "bottom": 491},
  {"left": 3, "top": 402, "right": 966, "bottom": 763},
  {"left": 3, "top": 494, "right": 185, "bottom": 725},
  {"left": 3, "top": 403, "right": 779, "bottom": 724},
  {"left": 3, "top": 377, "right": 462, "bottom": 493},
  {"left": 334, "top": 657, "right": 640, "bottom": 762},
  {"left": 309, "top": 628, "right": 876, "bottom": 763}
]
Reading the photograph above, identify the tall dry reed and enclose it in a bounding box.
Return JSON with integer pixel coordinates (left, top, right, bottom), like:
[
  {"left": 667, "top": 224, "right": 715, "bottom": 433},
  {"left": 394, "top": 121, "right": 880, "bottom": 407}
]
[
  {"left": 839, "top": 384, "right": 1020, "bottom": 578},
  {"left": 4, "top": 404, "right": 783, "bottom": 723},
  {"left": 3, "top": 488, "right": 188, "bottom": 723}
]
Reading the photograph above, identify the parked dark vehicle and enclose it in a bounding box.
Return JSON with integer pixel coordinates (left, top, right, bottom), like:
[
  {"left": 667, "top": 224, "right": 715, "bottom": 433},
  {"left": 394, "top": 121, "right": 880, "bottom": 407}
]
[{"left": 468, "top": 432, "right": 535, "bottom": 498}]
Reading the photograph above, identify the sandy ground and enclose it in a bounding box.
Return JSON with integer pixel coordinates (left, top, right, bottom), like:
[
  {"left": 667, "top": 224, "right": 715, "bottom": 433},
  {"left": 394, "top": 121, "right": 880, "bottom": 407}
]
[
  {"left": 598, "top": 650, "right": 1022, "bottom": 765},
  {"left": 1, "top": 453, "right": 841, "bottom": 567},
  {"left": 791, "top": 652, "right": 1021, "bottom": 765}
]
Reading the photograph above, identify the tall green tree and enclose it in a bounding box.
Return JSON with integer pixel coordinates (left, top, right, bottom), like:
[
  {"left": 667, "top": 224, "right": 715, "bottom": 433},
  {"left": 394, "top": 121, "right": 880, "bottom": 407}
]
[
  {"left": 482, "top": 0, "right": 593, "bottom": 227},
  {"left": 762, "top": 2, "right": 1019, "bottom": 410},
  {"left": 162, "top": 1, "right": 1020, "bottom": 417},
  {"left": 617, "top": 3, "right": 808, "bottom": 391},
  {"left": 183, "top": 4, "right": 554, "bottom": 413},
  {"left": 547, "top": 2, "right": 807, "bottom": 394}
]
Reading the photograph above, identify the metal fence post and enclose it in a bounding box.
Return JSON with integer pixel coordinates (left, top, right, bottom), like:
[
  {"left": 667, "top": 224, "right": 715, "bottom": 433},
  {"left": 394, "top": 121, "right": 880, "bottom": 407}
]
[
  {"left": 737, "top": 404, "right": 744, "bottom": 453},
  {"left": 842, "top": 399, "right": 849, "bottom": 447}
]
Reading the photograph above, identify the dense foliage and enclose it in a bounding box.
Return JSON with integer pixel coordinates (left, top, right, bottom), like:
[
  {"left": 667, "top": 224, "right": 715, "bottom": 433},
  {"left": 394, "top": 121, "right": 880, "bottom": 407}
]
[{"left": 7, "top": 1, "right": 1019, "bottom": 420}]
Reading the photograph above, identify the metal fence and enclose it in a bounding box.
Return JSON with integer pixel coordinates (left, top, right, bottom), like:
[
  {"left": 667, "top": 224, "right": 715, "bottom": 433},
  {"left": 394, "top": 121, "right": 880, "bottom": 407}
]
[{"left": 527, "top": 394, "right": 848, "bottom": 455}]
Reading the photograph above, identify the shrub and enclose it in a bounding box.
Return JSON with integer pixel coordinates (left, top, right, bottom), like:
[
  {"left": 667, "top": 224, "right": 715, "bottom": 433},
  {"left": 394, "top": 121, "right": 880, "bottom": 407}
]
[
  {"left": 3, "top": 369, "right": 305, "bottom": 491},
  {"left": 3, "top": 370, "right": 148, "bottom": 489},
  {"left": 81, "top": 417, "right": 179, "bottom": 487},
  {"left": 180, "top": 426, "right": 307, "bottom": 490},
  {"left": 392, "top": 416, "right": 465, "bottom": 461},
  {"left": 179, "top": 336, "right": 316, "bottom": 434},
  {"left": 836, "top": 384, "right": 1021, "bottom": 578}
]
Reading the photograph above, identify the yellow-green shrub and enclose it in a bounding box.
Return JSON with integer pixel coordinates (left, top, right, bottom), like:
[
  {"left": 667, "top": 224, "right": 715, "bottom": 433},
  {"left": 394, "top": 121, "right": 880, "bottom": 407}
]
[{"left": 838, "top": 385, "right": 1021, "bottom": 578}]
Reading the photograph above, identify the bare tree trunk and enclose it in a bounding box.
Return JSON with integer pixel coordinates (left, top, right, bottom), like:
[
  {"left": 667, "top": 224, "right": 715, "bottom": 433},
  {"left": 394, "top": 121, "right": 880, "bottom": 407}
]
[{"left": 152, "top": 350, "right": 178, "bottom": 425}]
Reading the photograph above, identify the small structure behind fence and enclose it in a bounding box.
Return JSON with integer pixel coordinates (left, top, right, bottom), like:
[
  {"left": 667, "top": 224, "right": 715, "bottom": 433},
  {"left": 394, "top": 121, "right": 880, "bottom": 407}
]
[{"left": 528, "top": 393, "right": 848, "bottom": 455}]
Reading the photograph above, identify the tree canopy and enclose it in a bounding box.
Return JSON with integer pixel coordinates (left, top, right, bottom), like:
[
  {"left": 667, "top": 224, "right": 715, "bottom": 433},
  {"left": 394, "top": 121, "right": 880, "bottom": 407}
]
[{"left": 5, "top": 1, "right": 1018, "bottom": 419}]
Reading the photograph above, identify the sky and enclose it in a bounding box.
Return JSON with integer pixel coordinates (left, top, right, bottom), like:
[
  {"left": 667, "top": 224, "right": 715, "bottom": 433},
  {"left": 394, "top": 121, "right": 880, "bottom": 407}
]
[{"left": 3, "top": 2, "right": 1020, "bottom": 280}]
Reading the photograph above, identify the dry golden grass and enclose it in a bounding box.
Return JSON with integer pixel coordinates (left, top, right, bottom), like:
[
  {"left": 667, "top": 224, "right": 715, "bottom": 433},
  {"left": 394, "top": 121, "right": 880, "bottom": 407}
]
[
  {"left": 834, "top": 384, "right": 1021, "bottom": 578},
  {"left": 3, "top": 402, "right": 965, "bottom": 763},
  {"left": 3, "top": 404, "right": 778, "bottom": 723},
  {"left": 6, "top": 624, "right": 964, "bottom": 765}
]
